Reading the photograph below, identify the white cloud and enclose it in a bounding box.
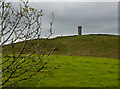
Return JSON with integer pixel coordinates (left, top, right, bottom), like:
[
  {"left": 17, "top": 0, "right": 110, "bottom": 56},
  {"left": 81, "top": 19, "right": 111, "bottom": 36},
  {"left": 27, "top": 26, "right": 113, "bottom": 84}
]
[
  {"left": 5, "top": 0, "right": 119, "bottom": 2},
  {"left": 3, "top": 2, "right": 118, "bottom": 37}
]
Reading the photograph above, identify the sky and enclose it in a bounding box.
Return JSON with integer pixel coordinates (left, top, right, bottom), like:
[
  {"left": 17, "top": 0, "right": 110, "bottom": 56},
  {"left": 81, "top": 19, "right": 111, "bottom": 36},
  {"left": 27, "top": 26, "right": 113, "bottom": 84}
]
[
  {"left": 26, "top": 2, "right": 118, "bottom": 37},
  {"left": 6, "top": 0, "right": 119, "bottom": 2},
  {"left": 1, "top": 1, "right": 119, "bottom": 39}
]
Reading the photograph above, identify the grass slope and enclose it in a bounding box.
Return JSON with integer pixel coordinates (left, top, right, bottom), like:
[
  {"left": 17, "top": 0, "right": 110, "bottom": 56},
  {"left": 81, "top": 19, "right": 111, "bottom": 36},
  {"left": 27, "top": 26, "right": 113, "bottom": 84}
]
[
  {"left": 17, "top": 55, "right": 118, "bottom": 87},
  {"left": 3, "top": 35, "right": 118, "bottom": 59},
  {"left": 51, "top": 35, "right": 118, "bottom": 59},
  {"left": 2, "top": 35, "right": 118, "bottom": 87}
]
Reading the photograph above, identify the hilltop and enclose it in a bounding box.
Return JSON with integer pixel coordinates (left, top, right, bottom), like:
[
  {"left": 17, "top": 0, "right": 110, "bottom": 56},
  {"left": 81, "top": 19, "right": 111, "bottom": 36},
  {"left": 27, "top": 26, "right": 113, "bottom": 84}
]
[{"left": 3, "top": 35, "right": 118, "bottom": 59}]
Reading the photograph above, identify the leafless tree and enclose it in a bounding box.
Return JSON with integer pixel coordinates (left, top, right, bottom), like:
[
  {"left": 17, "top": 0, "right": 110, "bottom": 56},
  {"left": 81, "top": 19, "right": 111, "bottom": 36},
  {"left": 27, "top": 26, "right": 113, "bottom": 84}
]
[{"left": 0, "top": 1, "right": 56, "bottom": 87}]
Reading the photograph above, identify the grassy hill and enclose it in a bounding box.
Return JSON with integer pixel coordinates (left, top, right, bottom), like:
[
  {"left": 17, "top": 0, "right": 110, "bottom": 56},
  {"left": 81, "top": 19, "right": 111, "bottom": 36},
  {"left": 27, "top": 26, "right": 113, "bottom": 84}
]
[
  {"left": 2, "top": 35, "right": 118, "bottom": 87},
  {"left": 3, "top": 35, "right": 118, "bottom": 59},
  {"left": 9, "top": 55, "right": 118, "bottom": 87}
]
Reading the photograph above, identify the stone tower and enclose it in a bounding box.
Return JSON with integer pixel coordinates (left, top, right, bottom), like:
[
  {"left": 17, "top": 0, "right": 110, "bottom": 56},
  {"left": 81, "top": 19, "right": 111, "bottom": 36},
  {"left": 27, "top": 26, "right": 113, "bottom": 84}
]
[{"left": 78, "top": 26, "right": 82, "bottom": 35}]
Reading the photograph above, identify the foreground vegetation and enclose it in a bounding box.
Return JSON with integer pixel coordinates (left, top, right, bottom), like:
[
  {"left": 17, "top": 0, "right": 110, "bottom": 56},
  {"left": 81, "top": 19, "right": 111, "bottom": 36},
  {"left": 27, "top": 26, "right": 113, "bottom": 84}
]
[
  {"left": 2, "top": 35, "right": 118, "bottom": 87},
  {"left": 3, "top": 55, "right": 118, "bottom": 87}
]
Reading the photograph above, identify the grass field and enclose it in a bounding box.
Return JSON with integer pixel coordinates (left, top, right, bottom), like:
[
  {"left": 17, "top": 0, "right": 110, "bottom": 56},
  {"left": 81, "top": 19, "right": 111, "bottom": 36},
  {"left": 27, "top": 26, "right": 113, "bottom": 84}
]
[
  {"left": 10, "top": 55, "right": 118, "bottom": 87},
  {"left": 2, "top": 35, "right": 119, "bottom": 87},
  {"left": 3, "top": 35, "right": 118, "bottom": 59}
]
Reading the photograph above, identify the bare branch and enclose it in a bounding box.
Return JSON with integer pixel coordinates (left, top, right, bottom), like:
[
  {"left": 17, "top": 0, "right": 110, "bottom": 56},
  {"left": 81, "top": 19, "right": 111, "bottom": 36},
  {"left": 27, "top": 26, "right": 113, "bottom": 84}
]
[{"left": 1, "top": 1, "right": 56, "bottom": 87}]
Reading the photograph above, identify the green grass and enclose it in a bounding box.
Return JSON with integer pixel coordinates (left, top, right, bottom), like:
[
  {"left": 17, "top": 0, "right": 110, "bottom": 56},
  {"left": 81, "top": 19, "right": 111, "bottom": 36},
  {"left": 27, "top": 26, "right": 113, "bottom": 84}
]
[
  {"left": 13, "top": 55, "right": 118, "bottom": 87},
  {"left": 2, "top": 35, "right": 119, "bottom": 87},
  {"left": 3, "top": 35, "right": 118, "bottom": 59}
]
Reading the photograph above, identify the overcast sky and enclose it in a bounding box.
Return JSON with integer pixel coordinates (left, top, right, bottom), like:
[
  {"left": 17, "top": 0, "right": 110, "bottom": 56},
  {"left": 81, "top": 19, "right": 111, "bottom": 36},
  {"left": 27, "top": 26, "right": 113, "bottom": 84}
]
[
  {"left": 27, "top": 2, "right": 118, "bottom": 37},
  {"left": 8, "top": 0, "right": 119, "bottom": 2},
  {"left": 9, "top": 2, "right": 118, "bottom": 38}
]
